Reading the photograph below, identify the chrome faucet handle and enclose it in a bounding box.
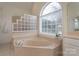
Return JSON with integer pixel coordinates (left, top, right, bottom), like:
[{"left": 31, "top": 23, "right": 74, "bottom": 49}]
[{"left": 56, "top": 34, "right": 61, "bottom": 37}]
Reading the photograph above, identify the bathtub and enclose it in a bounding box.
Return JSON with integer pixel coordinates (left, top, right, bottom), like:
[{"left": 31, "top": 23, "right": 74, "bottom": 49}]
[{"left": 13, "top": 37, "right": 62, "bottom": 56}]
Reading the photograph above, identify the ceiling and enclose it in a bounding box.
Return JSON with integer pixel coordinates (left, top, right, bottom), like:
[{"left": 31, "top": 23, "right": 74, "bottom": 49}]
[
  {"left": 0, "top": 2, "right": 34, "bottom": 10},
  {"left": 0, "top": 2, "right": 33, "bottom": 6}
]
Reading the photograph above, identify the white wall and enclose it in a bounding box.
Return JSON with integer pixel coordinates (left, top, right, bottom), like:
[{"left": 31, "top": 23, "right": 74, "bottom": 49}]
[
  {"left": 0, "top": 3, "right": 33, "bottom": 44},
  {"left": 67, "top": 3, "right": 79, "bottom": 32},
  {"left": 32, "top": 2, "right": 45, "bottom": 16},
  {"left": 60, "top": 2, "right": 68, "bottom": 34}
]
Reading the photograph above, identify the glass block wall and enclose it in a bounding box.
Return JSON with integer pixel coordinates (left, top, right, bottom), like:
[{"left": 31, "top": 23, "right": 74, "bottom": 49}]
[{"left": 12, "top": 14, "right": 37, "bottom": 32}]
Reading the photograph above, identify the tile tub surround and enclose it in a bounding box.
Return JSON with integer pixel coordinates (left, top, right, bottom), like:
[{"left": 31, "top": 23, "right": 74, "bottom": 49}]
[
  {"left": 63, "top": 32, "right": 79, "bottom": 39},
  {"left": 13, "top": 37, "right": 62, "bottom": 56}
]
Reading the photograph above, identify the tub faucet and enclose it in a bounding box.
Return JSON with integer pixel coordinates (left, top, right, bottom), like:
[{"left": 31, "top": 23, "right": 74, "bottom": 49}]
[{"left": 56, "top": 34, "right": 61, "bottom": 37}]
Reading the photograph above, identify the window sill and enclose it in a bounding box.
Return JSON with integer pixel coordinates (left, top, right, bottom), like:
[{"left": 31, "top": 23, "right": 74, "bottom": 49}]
[{"left": 39, "top": 32, "right": 56, "bottom": 39}]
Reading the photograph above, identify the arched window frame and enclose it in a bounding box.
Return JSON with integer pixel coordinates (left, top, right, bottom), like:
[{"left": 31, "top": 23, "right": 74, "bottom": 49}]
[{"left": 39, "top": 2, "right": 62, "bottom": 36}]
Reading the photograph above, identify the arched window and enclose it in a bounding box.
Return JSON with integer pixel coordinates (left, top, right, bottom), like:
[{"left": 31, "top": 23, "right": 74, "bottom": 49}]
[{"left": 40, "top": 2, "right": 62, "bottom": 36}]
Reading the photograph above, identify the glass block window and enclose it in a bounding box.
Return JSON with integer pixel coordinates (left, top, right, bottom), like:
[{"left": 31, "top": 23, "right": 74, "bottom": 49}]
[
  {"left": 12, "top": 15, "right": 37, "bottom": 32},
  {"left": 40, "top": 2, "right": 62, "bottom": 35}
]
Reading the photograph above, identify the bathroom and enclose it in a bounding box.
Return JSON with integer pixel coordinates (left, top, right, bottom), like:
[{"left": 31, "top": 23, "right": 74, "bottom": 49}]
[{"left": 0, "top": 2, "right": 79, "bottom": 56}]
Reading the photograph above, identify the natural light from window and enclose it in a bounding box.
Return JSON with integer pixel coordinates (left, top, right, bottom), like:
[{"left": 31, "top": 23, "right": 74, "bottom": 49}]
[{"left": 40, "top": 2, "right": 62, "bottom": 36}]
